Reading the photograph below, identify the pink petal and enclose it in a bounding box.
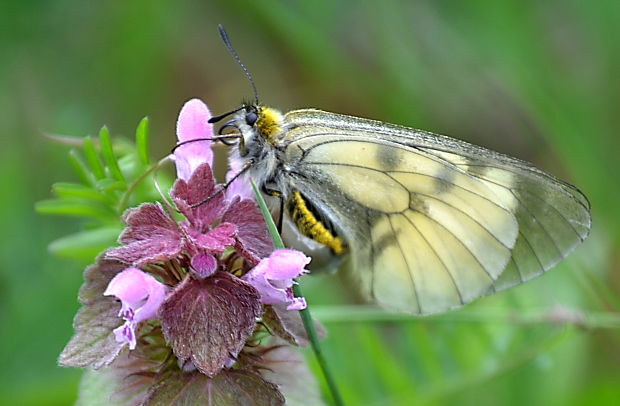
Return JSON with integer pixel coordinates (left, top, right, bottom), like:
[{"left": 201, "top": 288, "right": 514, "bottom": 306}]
[
  {"left": 190, "top": 253, "right": 218, "bottom": 278},
  {"left": 265, "top": 249, "right": 311, "bottom": 280},
  {"left": 286, "top": 297, "right": 307, "bottom": 311},
  {"left": 136, "top": 277, "right": 168, "bottom": 323},
  {"left": 104, "top": 267, "right": 151, "bottom": 304},
  {"left": 113, "top": 323, "right": 137, "bottom": 350},
  {"left": 173, "top": 99, "right": 214, "bottom": 180},
  {"left": 188, "top": 222, "right": 237, "bottom": 252},
  {"left": 243, "top": 261, "right": 290, "bottom": 305},
  {"left": 103, "top": 267, "right": 168, "bottom": 324},
  {"left": 225, "top": 155, "right": 253, "bottom": 201},
  {"left": 242, "top": 249, "right": 310, "bottom": 308}
]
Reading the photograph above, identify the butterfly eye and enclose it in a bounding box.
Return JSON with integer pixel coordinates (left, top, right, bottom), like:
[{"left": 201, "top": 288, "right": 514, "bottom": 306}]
[{"left": 245, "top": 111, "right": 258, "bottom": 126}]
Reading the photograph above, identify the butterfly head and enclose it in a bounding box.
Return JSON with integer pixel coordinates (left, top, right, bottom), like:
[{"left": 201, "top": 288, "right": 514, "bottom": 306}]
[{"left": 212, "top": 104, "right": 283, "bottom": 157}]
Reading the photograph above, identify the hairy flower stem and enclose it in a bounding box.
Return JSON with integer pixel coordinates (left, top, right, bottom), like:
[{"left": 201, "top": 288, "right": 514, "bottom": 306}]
[{"left": 251, "top": 180, "right": 345, "bottom": 406}]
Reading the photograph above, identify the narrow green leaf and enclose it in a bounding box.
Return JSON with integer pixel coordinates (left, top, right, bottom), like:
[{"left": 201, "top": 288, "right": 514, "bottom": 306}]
[
  {"left": 135, "top": 117, "right": 150, "bottom": 165},
  {"left": 250, "top": 179, "right": 344, "bottom": 406},
  {"left": 68, "top": 149, "right": 97, "bottom": 186},
  {"left": 95, "top": 178, "right": 127, "bottom": 193},
  {"left": 52, "top": 182, "right": 114, "bottom": 204},
  {"left": 48, "top": 227, "right": 123, "bottom": 262},
  {"left": 83, "top": 136, "right": 106, "bottom": 179},
  {"left": 250, "top": 180, "right": 284, "bottom": 249},
  {"left": 35, "top": 199, "right": 115, "bottom": 219},
  {"left": 99, "top": 126, "right": 125, "bottom": 182}
]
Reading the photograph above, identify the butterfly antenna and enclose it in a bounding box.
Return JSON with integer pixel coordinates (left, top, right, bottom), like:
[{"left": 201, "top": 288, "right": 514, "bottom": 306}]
[{"left": 218, "top": 24, "right": 260, "bottom": 105}]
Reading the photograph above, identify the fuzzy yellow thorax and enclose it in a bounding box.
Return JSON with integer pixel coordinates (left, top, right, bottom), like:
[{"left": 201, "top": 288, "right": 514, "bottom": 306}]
[{"left": 256, "top": 106, "right": 283, "bottom": 143}]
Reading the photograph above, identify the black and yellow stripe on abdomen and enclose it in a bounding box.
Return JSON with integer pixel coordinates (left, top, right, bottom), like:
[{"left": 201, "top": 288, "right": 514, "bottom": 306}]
[{"left": 288, "top": 191, "right": 346, "bottom": 255}]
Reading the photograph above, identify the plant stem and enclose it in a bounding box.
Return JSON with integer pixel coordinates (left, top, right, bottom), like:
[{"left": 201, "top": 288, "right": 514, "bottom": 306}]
[
  {"left": 251, "top": 180, "right": 345, "bottom": 406},
  {"left": 117, "top": 161, "right": 159, "bottom": 211}
]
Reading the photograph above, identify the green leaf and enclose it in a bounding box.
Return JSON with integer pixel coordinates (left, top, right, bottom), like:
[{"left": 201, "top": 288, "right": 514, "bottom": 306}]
[
  {"left": 135, "top": 117, "right": 150, "bottom": 166},
  {"left": 83, "top": 136, "right": 106, "bottom": 180},
  {"left": 95, "top": 178, "right": 127, "bottom": 193},
  {"left": 48, "top": 227, "right": 123, "bottom": 261},
  {"left": 35, "top": 199, "right": 115, "bottom": 218},
  {"left": 69, "top": 149, "right": 97, "bottom": 186},
  {"left": 99, "top": 126, "right": 125, "bottom": 182},
  {"left": 52, "top": 182, "right": 114, "bottom": 204},
  {"left": 250, "top": 180, "right": 284, "bottom": 249}
]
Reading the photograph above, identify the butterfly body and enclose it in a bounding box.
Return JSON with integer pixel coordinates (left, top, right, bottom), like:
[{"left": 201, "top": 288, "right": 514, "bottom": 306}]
[{"left": 226, "top": 105, "right": 591, "bottom": 314}]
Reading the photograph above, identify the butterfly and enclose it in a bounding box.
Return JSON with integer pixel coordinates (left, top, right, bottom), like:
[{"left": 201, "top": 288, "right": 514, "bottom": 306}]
[{"left": 204, "top": 26, "right": 591, "bottom": 315}]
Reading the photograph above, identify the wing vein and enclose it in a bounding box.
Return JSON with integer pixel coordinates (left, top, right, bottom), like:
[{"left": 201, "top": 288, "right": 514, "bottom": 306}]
[
  {"left": 367, "top": 209, "right": 377, "bottom": 302},
  {"left": 405, "top": 189, "right": 512, "bottom": 250},
  {"left": 463, "top": 175, "right": 565, "bottom": 259},
  {"left": 454, "top": 163, "right": 591, "bottom": 213},
  {"left": 515, "top": 187, "right": 585, "bottom": 241},
  {"left": 387, "top": 215, "right": 421, "bottom": 312},
  {"left": 304, "top": 161, "right": 511, "bottom": 221},
  {"left": 398, "top": 213, "right": 464, "bottom": 305}
]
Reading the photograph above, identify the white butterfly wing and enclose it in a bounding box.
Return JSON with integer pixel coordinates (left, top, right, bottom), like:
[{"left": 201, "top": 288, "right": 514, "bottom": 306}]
[{"left": 278, "top": 109, "right": 590, "bottom": 314}]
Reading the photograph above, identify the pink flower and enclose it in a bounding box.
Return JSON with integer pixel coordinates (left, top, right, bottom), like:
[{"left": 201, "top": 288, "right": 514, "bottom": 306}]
[
  {"left": 243, "top": 249, "right": 310, "bottom": 310},
  {"left": 173, "top": 98, "right": 253, "bottom": 201},
  {"left": 103, "top": 267, "right": 168, "bottom": 350},
  {"left": 225, "top": 155, "right": 254, "bottom": 201},
  {"left": 173, "top": 99, "right": 214, "bottom": 181}
]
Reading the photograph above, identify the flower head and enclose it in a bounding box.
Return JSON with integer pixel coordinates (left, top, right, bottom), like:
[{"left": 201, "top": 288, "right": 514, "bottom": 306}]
[
  {"left": 59, "top": 99, "right": 317, "bottom": 405},
  {"left": 243, "top": 249, "right": 310, "bottom": 310},
  {"left": 103, "top": 267, "right": 168, "bottom": 350}
]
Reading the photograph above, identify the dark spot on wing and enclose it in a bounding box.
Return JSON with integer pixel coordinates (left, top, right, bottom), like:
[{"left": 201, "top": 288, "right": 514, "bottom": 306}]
[
  {"left": 373, "top": 228, "right": 399, "bottom": 255},
  {"left": 376, "top": 145, "right": 403, "bottom": 170},
  {"left": 364, "top": 211, "right": 398, "bottom": 255},
  {"left": 409, "top": 193, "right": 429, "bottom": 215},
  {"left": 434, "top": 167, "right": 455, "bottom": 194},
  {"left": 464, "top": 158, "right": 489, "bottom": 177}
]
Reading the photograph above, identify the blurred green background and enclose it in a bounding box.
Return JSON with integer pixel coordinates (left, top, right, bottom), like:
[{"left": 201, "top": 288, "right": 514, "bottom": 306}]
[{"left": 1, "top": 1, "right": 619, "bottom": 405}]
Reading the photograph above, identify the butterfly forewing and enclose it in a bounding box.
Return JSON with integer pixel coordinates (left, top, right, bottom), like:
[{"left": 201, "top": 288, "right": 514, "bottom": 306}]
[{"left": 278, "top": 109, "right": 591, "bottom": 314}]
